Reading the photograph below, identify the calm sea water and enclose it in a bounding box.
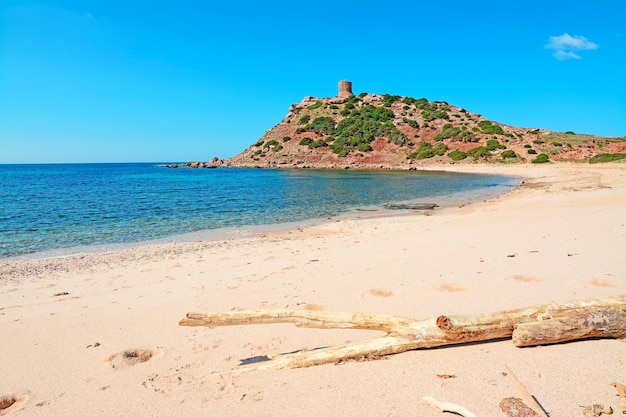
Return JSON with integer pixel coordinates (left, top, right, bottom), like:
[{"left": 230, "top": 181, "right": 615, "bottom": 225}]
[{"left": 0, "top": 163, "right": 518, "bottom": 259}]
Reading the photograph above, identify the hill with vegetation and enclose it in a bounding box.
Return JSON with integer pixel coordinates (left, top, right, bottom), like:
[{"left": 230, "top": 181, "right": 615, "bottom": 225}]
[{"left": 201, "top": 92, "right": 626, "bottom": 169}]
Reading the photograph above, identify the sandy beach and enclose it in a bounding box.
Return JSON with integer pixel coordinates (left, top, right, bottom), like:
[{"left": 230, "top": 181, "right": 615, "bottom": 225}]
[{"left": 1, "top": 163, "right": 625, "bottom": 416}]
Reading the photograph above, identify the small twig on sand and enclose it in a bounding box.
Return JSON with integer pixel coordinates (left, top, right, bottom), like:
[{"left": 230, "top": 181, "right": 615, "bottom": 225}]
[
  {"left": 503, "top": 364, "right": 549, "bottom": 417},
  {"left": 421, "top": 396, "right": 478, "bottom": 417}
]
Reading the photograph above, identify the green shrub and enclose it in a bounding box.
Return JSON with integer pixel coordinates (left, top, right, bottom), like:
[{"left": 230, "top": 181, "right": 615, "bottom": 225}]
[
  {"left": 357, "top": 142, "right": 372, "bottom": 152},
  {"left": 467, "top": 146, "right": 490, "bottom": 160},
  {"left": 282, "top": 136, "right": 291, "bottom": 142},
  {"left": 448, "top": 150, "right": 467, "bottom": 161},
  {"left": 403, "top": 118, "right": 419, "bottom": 129},
  {"left": 533, "top": 139, "right": 544, "bottom": 145},
  {"left": 532, "top": 154, "right": 550, "bottom": 164},
  {"left": 307, "top": 101, "right": 322, "bottom": 110},
  {"left": 308, "top": 139, "right": 327, "bottom": 149},
  {"left": 433, "top": 142, "right": 448, "bottom": 156},
  {"left": 420, "top": 101, "right": 448, "bottom": 122},
  {"left": 299, "top": 137, "right": 313, "bottom": 146},
  {"left": 304, "top": 117, "right": 336, "bottom": 135},
  {"left": 330, "top": 104, "right": 339, "bottom": 109},
  {"left": 501, "top": 150, "right": 516, "bottom": 159},
  {"left": 552, "top": 142, "right": 562, "bottom": 147},
  {"left": 263, "top": 139, "right": 279, "bottom": 149},
  {"left": 565, "top": 131, "right": 575, "bottom": 135},
  {"left": 527, "top": 149, "right": 537, "bottom": 154},
  {"left": 253, "top": 149, "right": 262, "bottom": 156},
  {"left": 589, "top": 153, "right": 626, "bottom": 164},
  {"left": 523, "top": 144, "right": 532, "bottom": 148},
  {"left": 478, "top": 120, "right": 504, "bottom": 135},
  {"left": 254, "top": 140, "right": 264, "bottom": 147},
  {"left": 407, "top": 142, "right": 436, "bottom": 159},
  {"left": 382, "top": 94, "right": 401, "bottom": 107},
  {"left": 272, "top": 144, "right": 283, "bottom": 152},
  {"left": 486, "top": 139, "right": 505, "bottom": 151},
  {"left": 299, "top": 115, "right": 311, "bottom": 124}
]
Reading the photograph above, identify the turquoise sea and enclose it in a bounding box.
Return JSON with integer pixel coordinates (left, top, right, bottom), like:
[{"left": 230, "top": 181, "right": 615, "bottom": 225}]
[{"left": 0, "top": 163, "right": 518, "bottom": 259}]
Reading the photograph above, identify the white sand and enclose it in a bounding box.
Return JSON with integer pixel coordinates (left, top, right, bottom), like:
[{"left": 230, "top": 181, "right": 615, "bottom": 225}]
[{"left": 1, "top": 163, "right": 625, "bottom": 416}]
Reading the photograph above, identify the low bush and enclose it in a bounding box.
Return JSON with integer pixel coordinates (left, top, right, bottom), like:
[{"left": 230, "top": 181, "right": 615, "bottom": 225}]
[
  {"left": 448, "top": 150, "right": 467, "bottom": 161},
  {"left": 532, "top": 139, "right": 544, "bottom": 144},
  {"left": 532, "top": 153, "right": 550, "bottom": 164},
  {"left": 407, "top": 142, "right": 447, "bottom": 159},
  {"left": 501, "top": 150, "right": 516, "bottom": 159},
  {"left": 467, "top": 146, "right": 490, "bottom": 160},
  {"left": 299, "top": 137, "right": 313, "bottom": 146},
  {"left": 478, "top": 120, "right": 504, "bottom": 135},
  {"left": 282, "top": 136, "right": 291, "bottom": 142},
  {"left": 589, "top": 153, "right": 626, "bottom": 164},
  {"left": 254, "top": 140, "right": 264, "bottom": 147},
  {"left": 304, "top": 117, "right": 336, "bottom": 135},
  {"left": 263, "top": 139, "right": 279, "bottom": 149},
  {"left": 307, "top": 101, "right": 322, "bottom": 110},
  {"left": 299, "top": 115, "right": 311, "bottom": 124},
  {"left": 308, "top": 139, "right": 327, "bottom": 149},
  {"left": 527, "top": 149, "right": 537, "bottom": 154},
  {"left": 486, "top": 139, "right": 505, "bottom": 151},
  {"left": 523, "top": 144, "right": 532, "bottom": 148},
  {"left": 382, "top": 94, "right": 401, "bottom": 107},
  {"left": 403, "top": 118, "right": 419, "bottom": 129}
]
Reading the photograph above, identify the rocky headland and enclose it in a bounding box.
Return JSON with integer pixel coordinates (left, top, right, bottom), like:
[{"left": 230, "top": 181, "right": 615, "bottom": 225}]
[{"left": 177, "top": 81, "right": 625, "bottom": 169}]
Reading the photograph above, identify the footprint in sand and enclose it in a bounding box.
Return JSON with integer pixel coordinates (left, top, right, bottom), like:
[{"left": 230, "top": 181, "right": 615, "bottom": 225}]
[
  {"left": 508, "top": 275, "right": 544, "bottom": 283},
  {"left": 363, "top": 289, "right": 394, "bottom": 297},
  {"left": 0, "top": 393, "right": 28, "bottom": 415},
  {"left": 106, "top": 348, "right": 159, "bottom": 370},
  {"left": 589, "top": 278, "right": 620, "bottom": 288},
  {"left": 303, "top": 304, "right": 326, "bottom": 311},
  {"left": 436, "top": 283, "right": 467, "bottom": 292}
]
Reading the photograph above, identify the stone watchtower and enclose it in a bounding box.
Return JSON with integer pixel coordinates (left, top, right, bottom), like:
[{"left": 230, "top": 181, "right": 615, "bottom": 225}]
[{"left": 338, "top": 80, "right": 354, "bottom": 99}]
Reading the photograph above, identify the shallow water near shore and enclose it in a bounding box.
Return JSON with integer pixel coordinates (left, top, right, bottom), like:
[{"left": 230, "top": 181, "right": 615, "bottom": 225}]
[{"left": 0, "top": 163, "right": 518, "bottom": 259}]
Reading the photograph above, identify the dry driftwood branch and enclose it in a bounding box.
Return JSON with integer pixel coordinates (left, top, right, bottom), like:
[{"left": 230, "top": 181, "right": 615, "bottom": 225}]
[
  {"left": 179, "top": 295, "right": 625, "bottom": 372},
  {"left": 512, "top": 308, "right": 626, "bottom": 347},
  {"left": 421, "top": 396, "right": 478, "bottom": 417},
  {"left": 503, "top": 364, "right": 548, "bottom": 417}
]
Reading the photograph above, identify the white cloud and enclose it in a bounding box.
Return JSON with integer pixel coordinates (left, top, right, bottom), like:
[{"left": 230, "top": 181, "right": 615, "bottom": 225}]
[
  {"left": 545, "top": 33, "right": 598, "bottom": 60},
  {"left": 553, "top": 50, "right": 581, "bottom": 60}
]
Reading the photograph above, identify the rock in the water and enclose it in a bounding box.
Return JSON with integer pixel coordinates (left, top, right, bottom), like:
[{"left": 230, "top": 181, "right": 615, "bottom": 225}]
[{"left": 384, "top": 203, "right": 439, "bottom": 210}]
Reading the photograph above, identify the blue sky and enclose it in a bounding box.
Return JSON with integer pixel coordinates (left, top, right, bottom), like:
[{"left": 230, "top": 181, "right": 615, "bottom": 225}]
[{"left": 1, "top": 0, "right": 624, "bottom": 163}]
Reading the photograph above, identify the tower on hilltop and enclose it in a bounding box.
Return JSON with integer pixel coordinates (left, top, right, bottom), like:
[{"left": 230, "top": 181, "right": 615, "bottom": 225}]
[{"left": 338, "top": 80, "right": 353, "bottom": 99}]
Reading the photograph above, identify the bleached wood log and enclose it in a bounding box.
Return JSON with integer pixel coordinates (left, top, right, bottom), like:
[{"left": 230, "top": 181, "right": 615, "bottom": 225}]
[
  {"left": 435, "top": 295, "right": 626, "bottom": 336},
  {"left": 512, "top": 308, "right": 626, "bottom": 347},
  {"left": 179, "top": 295, "right": 626, "bottom": 372}
]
